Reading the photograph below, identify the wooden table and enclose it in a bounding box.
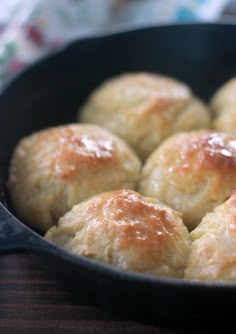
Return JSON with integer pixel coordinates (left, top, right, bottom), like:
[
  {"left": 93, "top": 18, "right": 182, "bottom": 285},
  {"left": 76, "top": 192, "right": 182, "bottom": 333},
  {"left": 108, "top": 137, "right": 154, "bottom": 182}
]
[{"left": 0, "top": 254, "right": 205, "bottom": 334}]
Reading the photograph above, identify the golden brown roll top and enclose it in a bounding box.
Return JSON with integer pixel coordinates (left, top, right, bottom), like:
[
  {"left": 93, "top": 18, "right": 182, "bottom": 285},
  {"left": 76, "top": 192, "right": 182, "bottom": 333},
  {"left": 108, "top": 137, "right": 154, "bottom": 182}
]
[
  {"left": 210, "top": 77, "right": 236, "bottom": 135},
  {"left": 7, "top": 124, "right": 141, "bottom": 232},
  {"left": 185, "top": 190, "right": 236, "bottom": 281},
  {"left": 139, "top": 130, "right": 236, "bottom": 231},
  {"left": 79, "top": 72, "right": 211, "bottom": 160},
  {"left": 45, "top": 189, "right": 191, "bottom": 278}
]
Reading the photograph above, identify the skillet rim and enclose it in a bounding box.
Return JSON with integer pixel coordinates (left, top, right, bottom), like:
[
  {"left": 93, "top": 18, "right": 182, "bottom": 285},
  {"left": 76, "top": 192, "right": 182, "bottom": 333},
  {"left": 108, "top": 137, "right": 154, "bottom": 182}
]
[
  {"left": 2, "top": 20, "right": 236, "bottom": 92},
  {"left": 1, "top": 21, "right": 236, "bottom": 290}
]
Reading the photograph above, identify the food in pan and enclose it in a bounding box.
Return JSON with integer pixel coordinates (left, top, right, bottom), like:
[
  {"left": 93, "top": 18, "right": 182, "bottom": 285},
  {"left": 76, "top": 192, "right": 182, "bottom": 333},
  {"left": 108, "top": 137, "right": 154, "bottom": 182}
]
[
  {"left": 211, "top": 77, "right": 236, "bottom": 135},
  {"left": 139, "top": 130, "right": 236, "bottom": 231},
  {"left": 185, "top": 190, "right": 236, "bottom": 281},
  {"left": 45, "top": 189, "right": 191, "bottom": 278},
  {"left": 7, "top": 124, "right": 141, "bottom": 233},
  {"left": 79, "top": 72, "right": 211, "bottom": 161},
  {"left": 7, "top": 70, "right": 236, "bottom": 282}
]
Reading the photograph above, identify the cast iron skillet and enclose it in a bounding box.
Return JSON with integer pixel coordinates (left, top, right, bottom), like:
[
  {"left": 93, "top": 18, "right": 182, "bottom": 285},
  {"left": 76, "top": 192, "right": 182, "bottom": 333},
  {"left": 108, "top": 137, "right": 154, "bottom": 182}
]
[{"left": 0, "top": 23, "right": 236, "bottom": 330}]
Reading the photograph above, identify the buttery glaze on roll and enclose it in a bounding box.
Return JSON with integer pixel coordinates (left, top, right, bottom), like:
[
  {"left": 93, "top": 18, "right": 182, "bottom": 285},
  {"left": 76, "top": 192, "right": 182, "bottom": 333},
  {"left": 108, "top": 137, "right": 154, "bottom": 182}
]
[
  {"left": 79, "top": 72, "right": 211, "bottom": 160},
  {"left": 185, "top": 190, "right": 236, "bottom": 281},
  {"left": 211, "top": 77, "right": 236, "bottom": 135},
  {"left": 139, "top": 130, "right": 236, "bottom": 231},
  {"left": 45, "top": 189, "right": 191, "bottom": 278},
  {"left": 7, "top": 124, "right": 141, "bottom": 232}
]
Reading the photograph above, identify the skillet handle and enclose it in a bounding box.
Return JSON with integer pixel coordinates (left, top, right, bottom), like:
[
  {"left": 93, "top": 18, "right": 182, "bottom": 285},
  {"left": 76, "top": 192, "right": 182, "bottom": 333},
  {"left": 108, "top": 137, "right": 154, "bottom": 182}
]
[{"left": 0, "top": 203, "right": 48, "bottom": 255}]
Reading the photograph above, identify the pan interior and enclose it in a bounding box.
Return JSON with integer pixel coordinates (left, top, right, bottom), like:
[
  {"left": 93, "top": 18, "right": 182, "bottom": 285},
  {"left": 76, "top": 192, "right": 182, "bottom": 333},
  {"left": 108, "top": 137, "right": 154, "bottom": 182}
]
[
  {"left": 1, "top": 24, "right": 236, "bottom": 328},
  {"left": 1, "top": 22, "right": 236, "bottom": 245}
]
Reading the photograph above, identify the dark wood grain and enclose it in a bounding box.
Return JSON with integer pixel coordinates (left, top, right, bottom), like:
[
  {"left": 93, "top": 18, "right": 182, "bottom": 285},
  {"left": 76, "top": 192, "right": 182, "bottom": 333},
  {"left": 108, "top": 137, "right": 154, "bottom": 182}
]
[{"left": 0, "top": 254, "right": 202, "bottom": 334}]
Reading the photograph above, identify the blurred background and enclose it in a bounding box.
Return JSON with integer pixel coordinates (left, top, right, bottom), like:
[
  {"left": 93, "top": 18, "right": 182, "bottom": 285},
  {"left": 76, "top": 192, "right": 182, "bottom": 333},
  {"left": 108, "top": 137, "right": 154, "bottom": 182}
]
[{"left": 0, "top": 0, "right": 236, "bottom": 89}]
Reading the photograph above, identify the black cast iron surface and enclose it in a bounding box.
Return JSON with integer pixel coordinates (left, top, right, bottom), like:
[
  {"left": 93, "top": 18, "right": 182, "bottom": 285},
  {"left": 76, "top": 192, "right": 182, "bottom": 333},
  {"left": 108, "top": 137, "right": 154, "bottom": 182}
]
[{"left": 0, "top": 23, "right": 236, "bottom": 329}]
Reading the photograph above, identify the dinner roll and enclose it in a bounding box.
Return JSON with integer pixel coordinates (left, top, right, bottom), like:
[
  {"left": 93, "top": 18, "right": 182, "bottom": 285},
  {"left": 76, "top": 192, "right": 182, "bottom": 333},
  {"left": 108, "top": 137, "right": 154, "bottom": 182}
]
[
  {"left": 79, "top": 72, "right": 211, "bottom": 161},
  {"left": 139, "top": 130, "right": 236, "bottom": 231},
  {"left": 8, "top": 124, "right": 141, "bottom": 232},
  {"left": 185, "top": 190, "right": 236, "bottom": 281},
  {"left": 211, "top": 77, "right": 236, "bottom": 134},
  {"left": 45, "top": 189, "right": 191, "bottom": 278}
]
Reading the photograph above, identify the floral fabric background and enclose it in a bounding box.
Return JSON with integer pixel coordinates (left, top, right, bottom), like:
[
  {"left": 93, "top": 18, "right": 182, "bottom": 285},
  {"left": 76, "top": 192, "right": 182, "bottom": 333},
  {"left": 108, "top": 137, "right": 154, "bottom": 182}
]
[{"left": 0, "top": 0, "right": 231, "bottom": 89}]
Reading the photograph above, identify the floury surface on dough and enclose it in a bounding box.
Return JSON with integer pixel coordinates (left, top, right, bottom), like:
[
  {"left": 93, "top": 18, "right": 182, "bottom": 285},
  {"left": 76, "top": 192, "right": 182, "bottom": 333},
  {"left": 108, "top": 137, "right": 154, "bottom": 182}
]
[
  {"left": 7, "top": 124, "right": 141, "bottom": 232},
  {"left": 211, "top": 77, "right": 236, "bottom": 136},
  {"left": 139, "top": 130, "right": 236, "bottom": 231},
  {"left": 185, "top": 190, "right": 236, "bottom": 281},
  {"left": 79, "top": 72, "right": 211, "bottom": 161},
  {"left": 45, "top": 189, "right": 191, "bottom": 278}
]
